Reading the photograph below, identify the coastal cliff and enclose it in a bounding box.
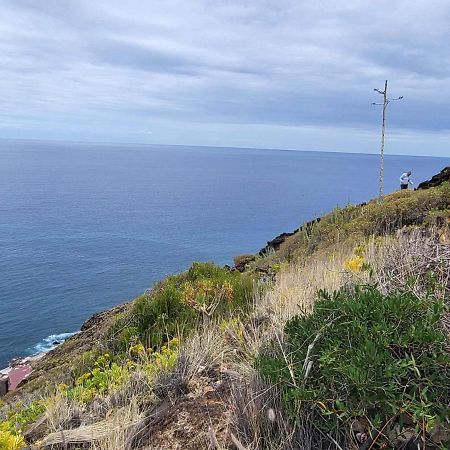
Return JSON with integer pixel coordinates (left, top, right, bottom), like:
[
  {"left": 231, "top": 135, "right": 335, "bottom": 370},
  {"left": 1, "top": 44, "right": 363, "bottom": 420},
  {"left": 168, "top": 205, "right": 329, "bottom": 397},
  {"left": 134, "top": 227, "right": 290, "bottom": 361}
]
[{"left": 1, "top": 169, "right": 450, "bottom": 450}]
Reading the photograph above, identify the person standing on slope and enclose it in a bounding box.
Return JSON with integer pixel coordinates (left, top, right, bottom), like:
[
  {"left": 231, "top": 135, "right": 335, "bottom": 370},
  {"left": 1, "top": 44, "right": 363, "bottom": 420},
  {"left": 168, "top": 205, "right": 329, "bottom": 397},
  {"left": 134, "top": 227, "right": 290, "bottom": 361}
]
[{"left": 399, "top": 171, "right": 413, "bottom": 190}]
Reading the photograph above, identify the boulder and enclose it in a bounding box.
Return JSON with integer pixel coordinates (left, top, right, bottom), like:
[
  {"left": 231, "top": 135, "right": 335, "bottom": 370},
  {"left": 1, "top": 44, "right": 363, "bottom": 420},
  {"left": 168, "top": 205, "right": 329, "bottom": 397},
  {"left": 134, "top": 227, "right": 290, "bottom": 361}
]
[{"left": 416, "top": 166, "right": 450, "bottom": 190}]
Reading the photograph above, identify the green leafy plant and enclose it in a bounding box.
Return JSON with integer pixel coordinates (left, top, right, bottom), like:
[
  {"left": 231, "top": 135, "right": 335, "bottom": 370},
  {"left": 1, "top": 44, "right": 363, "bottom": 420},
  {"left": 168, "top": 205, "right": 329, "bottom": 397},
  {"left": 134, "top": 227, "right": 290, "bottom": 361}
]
[
  {"left": 257, "top": 286, "right": 450, "bottom": 445},
  {"left": 138, "top": 338, "right": 179, "bottom": 378},
  {"left": 65, "top": 353, "right": 129, "bottom": 403}
]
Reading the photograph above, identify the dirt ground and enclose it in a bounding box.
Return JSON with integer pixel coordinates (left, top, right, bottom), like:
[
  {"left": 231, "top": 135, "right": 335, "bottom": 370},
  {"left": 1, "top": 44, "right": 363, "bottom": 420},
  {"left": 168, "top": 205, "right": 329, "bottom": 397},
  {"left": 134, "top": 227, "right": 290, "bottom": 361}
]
[{"left": 145, "top": 373, "right": 232, "bottom": 450}]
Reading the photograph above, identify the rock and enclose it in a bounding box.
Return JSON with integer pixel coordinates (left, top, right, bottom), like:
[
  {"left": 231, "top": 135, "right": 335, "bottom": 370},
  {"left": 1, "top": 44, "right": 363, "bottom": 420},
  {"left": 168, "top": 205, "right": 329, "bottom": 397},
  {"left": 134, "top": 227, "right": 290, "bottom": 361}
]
[
  {"left": 0, "top": 374, "right": 9, "bottom": 396},
  {"left": 259, "top": 235, "right": 288, "bottom": 257},
  {"left": 257, "top": 216, "right": 324, "bottom": 256},
  {"left": 233, "top": 254, "right": 256, "bottom": 272},
  {"left": 259, "top": 230, "right": 298, "bottom": 256},
  {"left": 416, "top": 166, "right": 450, "bottom": 190}
]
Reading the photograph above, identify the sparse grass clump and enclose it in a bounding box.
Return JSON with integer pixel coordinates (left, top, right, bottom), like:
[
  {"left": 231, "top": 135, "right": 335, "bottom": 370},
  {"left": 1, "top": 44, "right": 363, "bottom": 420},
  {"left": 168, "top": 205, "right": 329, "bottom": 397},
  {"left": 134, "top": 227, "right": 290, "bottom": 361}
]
[{"left": 257, "top": 285, "right": 450, "bottom": 447}]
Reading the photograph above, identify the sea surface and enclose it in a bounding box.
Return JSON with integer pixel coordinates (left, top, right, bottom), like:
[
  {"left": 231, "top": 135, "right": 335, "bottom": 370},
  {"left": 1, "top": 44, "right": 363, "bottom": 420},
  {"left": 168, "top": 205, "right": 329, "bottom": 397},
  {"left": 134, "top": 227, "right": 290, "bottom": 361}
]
[{"left": 1, "top": 140, "right": 449, "bottom": 367}]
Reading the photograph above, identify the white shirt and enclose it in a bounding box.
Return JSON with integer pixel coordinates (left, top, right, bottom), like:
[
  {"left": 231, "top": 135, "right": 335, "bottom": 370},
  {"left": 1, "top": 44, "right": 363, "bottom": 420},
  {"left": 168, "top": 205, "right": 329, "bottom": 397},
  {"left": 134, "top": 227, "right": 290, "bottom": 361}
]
[{"left": 400, "top": 173, "right": 412, "bottom": 185}]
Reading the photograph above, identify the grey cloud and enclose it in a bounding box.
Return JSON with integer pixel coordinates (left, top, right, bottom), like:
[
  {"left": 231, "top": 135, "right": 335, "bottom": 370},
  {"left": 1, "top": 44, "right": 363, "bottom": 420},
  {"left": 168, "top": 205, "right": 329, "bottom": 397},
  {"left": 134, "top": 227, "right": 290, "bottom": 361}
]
[
  {"left": 0, "top": 0, "right": 450, "bottom": 151},
  {"left": 89, "top": 39, "right": 198, "bottom": 74}
]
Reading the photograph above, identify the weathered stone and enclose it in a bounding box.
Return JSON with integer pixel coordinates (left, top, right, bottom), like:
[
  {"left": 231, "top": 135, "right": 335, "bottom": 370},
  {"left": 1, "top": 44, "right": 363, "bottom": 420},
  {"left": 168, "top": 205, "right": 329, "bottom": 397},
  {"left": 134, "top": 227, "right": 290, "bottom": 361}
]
[
  {"left": 258, "top": 230, "right": 299, "bottom": 256},
  {"left": 416, "top": 166, "right": 450, "bottom": 190},
  {"left": 0, "top": 374, "right": 9, "bottom": 396}
]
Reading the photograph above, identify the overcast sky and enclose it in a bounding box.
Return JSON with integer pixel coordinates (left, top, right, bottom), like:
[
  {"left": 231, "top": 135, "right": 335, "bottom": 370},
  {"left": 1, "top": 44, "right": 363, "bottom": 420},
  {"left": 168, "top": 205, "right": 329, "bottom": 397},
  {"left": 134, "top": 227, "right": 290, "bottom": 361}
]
[{"left": 1, "top": 0, "right": 450, "bottom": 156}]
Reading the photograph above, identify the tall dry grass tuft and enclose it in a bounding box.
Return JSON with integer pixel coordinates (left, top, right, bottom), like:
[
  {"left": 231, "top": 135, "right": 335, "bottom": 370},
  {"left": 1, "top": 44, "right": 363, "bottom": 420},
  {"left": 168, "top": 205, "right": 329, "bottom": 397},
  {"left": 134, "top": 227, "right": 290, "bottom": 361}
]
[
  {"left": 90, "top": 403, "right": 142, "bottom": 450},
  {"left": 366, "top": 228, "right": 450, "bottom": 301},
  {"left": 44, "top": 394, "right": 82, "bottom": 435},
  {"left": 179, "top": 325, "right": 232, "bottom": 380},
  {"left": 151, "top": 325, "right": 233, "bottom": 402},
  {"left": 242, "top": 246, "right": 353, "bottom": 360}
]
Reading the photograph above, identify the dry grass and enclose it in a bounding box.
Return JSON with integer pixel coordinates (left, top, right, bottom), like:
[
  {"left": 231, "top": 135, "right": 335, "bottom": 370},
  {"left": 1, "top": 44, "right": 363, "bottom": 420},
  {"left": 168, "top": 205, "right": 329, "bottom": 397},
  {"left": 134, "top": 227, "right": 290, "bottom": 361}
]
[
  {"left": 366, "top": 228, "right": 450, "bottom": 301},
  {"left": 91, "top": 404, "right": 142, "bottom": 450},
  {"left": 243, "top": 245, "right": 353, "bottom": 359},
  {"left": 44, "top": 394, "right": 81, "bottom": 435},
  {"left": 37, "top": 404, "right": 140, "bottom": 449}
]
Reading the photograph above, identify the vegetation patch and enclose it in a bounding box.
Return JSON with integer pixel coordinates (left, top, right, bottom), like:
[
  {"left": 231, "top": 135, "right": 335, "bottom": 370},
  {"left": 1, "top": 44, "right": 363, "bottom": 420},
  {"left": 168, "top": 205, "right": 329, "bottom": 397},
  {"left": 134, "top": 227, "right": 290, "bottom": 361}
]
[
  {"left": 61, "top": 352, "right": 130, "bottom": 403},
  {"left": 254, "top": 183, "right": 450, "bottom": 267},
  {"left": 0, "top": 400, "right": 45, "bottom": 450},
  {"left": 233, "top": 253, "right": 256, "bottom": 270},
  {"left": 109, "top": 262, "right": 254, "bottom": 351},
  {"left": 257, "top": 286, "right": 450, "bottom": 447}
]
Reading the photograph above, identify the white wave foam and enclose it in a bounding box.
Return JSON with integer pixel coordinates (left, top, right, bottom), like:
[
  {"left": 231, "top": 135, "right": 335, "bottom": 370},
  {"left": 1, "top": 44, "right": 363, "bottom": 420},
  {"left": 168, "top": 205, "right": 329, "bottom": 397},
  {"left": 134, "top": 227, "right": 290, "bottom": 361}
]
[{"left": 27, "top": 332, "right": 78, "bottom": 355}]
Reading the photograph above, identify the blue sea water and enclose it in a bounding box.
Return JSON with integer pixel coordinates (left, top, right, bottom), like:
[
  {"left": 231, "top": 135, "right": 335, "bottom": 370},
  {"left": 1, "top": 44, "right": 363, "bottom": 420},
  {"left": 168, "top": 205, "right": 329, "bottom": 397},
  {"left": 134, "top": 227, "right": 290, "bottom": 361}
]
[{"left": 1, "top": 139, "right": 449, "bottom": 368}]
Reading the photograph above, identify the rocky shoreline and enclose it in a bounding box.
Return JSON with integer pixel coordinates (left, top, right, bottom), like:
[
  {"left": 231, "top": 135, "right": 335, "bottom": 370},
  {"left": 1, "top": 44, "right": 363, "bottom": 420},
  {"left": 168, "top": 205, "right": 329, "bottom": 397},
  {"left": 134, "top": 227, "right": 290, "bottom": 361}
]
[
  {"left": 0, "top": 302, "right": 130, "bottom": 402},
  {"left": 0, "top": 354, "right": 43, "bottom": 396}
]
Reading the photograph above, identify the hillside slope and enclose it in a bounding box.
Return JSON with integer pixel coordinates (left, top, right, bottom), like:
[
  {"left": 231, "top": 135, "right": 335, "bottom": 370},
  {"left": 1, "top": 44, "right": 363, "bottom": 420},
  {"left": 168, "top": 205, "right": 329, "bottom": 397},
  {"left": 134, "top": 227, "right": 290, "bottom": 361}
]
[{"left": 1, "top": 169, "right": 449, "bottom": 450}]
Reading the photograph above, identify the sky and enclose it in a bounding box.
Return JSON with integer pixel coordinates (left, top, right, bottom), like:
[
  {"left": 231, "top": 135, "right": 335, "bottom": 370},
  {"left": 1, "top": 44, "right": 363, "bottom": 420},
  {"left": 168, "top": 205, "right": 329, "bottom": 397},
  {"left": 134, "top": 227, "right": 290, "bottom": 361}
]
[{"left": 1, "top": 0, "right": 450, "bottom": 156}]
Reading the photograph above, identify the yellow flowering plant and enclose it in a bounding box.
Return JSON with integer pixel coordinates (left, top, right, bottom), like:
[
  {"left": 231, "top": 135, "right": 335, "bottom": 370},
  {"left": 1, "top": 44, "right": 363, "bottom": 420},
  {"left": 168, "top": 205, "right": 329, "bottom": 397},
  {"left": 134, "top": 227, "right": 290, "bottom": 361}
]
[
  {"left": 344, "top": 255, "right": 365, "bottom": 273},
  {"left": 66, "top": 353, "right": 129, "bottom": 403},
  {"left": 0, "top": 400, "right": 45, "bottom": 450}
]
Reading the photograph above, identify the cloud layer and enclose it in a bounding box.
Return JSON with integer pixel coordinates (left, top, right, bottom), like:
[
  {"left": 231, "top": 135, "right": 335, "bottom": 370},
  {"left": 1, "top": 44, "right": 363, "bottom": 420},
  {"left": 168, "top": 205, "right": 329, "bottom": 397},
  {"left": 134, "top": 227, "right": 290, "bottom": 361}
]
[{"left": 1, "top": 0, "right": 450, "bottom": 155}]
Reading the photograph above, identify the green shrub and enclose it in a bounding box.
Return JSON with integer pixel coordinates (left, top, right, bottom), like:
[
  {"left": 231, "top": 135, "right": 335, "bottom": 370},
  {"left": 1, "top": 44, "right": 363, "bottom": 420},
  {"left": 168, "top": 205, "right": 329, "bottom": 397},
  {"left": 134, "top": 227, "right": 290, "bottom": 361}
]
[
  {"left": 63, "top": 353, "right": 129, "bottom": 403},
  {"left": 110, "top": 262, "right": 254, "bottom": 350},
  {"left": 0, "top": 400, "right": 45, "bottom": 449},
  {"left": 257, "top": 286, "right": 450, "bottom": 443}
]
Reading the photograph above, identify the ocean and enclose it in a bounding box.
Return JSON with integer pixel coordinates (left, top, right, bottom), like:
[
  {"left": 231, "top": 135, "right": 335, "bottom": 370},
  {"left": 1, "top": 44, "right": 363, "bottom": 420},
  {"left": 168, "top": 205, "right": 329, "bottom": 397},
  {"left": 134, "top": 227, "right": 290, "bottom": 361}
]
[{"left": 1, "top": 139, "right": 449, "bottom": 368}]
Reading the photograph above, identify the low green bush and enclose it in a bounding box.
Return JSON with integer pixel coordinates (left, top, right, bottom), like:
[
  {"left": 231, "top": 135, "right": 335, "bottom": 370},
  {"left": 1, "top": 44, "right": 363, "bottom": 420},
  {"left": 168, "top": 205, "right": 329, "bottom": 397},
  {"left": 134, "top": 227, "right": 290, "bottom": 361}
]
[
  {"left": 110, "top": 262, "right": 254, "bottom": 350},
  {"left": 257, "top": 286, "right": 450, "bottom": 445},
  {"left": 63, "top": 353, "right": 129, "bottom": 403}
]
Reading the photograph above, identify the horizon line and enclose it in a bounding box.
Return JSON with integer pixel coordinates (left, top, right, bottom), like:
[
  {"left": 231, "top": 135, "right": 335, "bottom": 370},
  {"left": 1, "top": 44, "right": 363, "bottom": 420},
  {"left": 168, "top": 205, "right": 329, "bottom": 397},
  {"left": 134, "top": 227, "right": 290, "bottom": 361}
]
[{"left": 0, "top": 136, "right": 448, "bottom": 160}]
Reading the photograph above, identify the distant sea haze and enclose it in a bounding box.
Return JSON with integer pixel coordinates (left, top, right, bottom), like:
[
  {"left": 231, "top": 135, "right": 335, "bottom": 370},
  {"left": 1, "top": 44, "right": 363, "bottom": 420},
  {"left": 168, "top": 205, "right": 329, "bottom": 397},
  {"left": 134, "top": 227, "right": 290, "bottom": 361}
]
[{"left": 1, "top": 140, "right": 449, "bottom": 368}]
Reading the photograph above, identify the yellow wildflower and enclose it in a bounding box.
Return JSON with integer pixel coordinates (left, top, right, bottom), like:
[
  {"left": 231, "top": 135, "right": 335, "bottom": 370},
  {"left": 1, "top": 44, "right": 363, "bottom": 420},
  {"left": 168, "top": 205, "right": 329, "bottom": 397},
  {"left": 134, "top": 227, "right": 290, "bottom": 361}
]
[{"left": 344, "top": 256, "right": 365, "bottom": 273}]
